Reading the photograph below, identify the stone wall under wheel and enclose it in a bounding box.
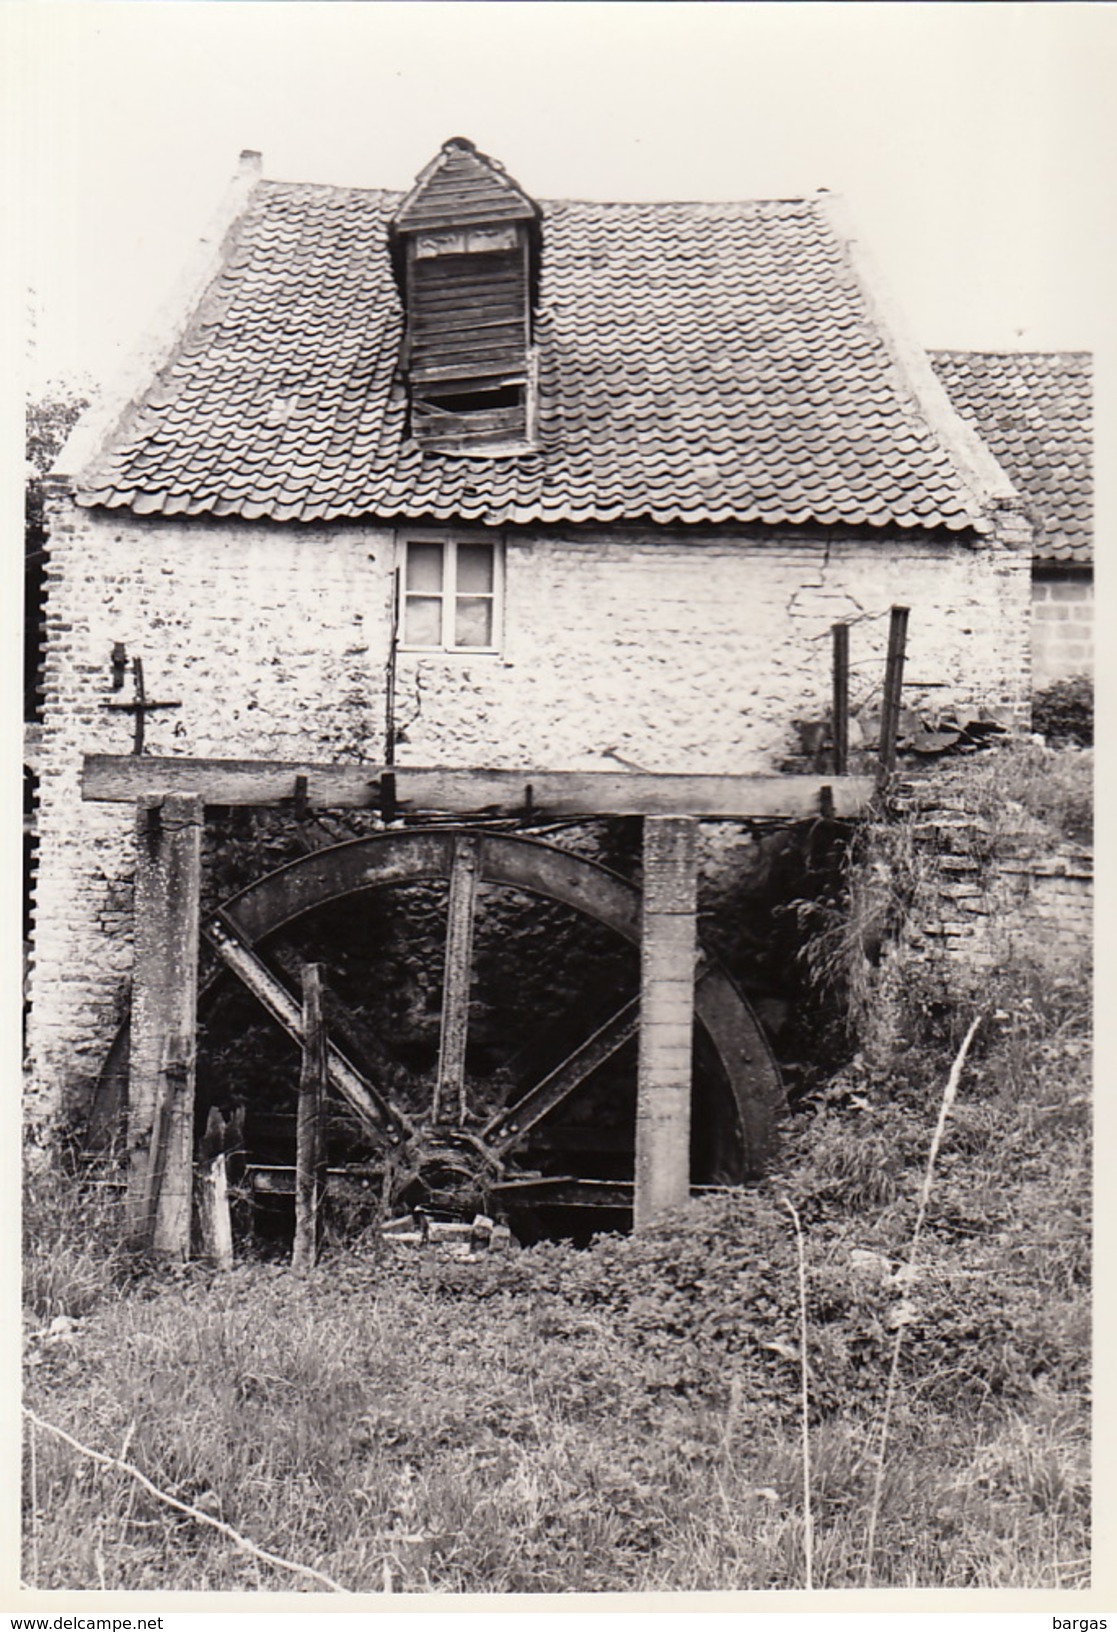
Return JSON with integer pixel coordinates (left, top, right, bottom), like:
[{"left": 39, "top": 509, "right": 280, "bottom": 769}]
[{"left": 851, "top": 756, "right": 1092, "bottom": 1069}]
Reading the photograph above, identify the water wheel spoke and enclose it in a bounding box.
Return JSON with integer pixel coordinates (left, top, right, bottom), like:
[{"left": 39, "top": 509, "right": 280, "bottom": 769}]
[
  {"left": 203, "top": 911, "right": 417, "bottom": 1140},
  {"left": 483, "top": 996, "right": 640, "bottom": 1155},
  {"left": 268, "top": 942, "right": 420, "bottom": 1111},
  {"left": 434, "top": 834, "right": 480, "bottom": 1124}
]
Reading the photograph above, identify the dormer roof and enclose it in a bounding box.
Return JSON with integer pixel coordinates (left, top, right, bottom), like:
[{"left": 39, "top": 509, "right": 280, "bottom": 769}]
[
  {"left": 67, "top": 146, "right": 1013, "bottom": 533},
  {"left": 391, "top": 136, "right": 540, "bottom": 234}
]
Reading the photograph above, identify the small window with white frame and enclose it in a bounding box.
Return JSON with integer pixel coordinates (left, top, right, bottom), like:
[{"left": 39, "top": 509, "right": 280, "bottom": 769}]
[{"left": 400, "top": 534, "right": 503, "bottom": 653}]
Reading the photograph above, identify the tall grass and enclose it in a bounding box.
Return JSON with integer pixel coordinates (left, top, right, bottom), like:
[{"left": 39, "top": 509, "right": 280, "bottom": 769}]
[
  {"left": 862, "top": 1013, "right": 982, "bottom": 1585},
  {"left": 22, "top": 1255, "right": 1089, "bottom": 1591},
  {"left": 23, "top": 1160, "right": 129, "bottom": 1322},
  {"left": 22, "top": 955, "right": 1089, "bottom": 1590}
]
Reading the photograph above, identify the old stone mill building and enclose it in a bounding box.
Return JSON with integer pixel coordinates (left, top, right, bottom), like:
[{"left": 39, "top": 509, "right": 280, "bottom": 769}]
[{"left": 29, "top": 137, "right": 1041, "bottom": 1256}]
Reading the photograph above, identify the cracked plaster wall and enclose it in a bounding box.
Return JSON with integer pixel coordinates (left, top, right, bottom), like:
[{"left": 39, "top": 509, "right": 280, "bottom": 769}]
[{"left": 27, "top": 495, "right": 1031, "bottom": 1127}]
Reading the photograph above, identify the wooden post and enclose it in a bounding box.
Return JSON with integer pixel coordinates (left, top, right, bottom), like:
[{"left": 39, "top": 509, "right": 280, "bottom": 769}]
[
  {"left": 831, "top": 622, "right": 850, "bottom": 776},
  {"left": 293, "top": 962, "right": 328, "bottom": 1273},
  {"left": 878, "top": 605, "right": 910, "bottom": 777},
  {"left": 634, "top": 817, "right": 698, "bottom": 1230},
  {"left": 126, "top": 793, "right": 202, "bottom": 1256},
  {"left": 198, "top": 1153, "right": 234, "bottom": 1269},
  {"left": 435, "top": 834, "right": 479, "bottom": 1123}
]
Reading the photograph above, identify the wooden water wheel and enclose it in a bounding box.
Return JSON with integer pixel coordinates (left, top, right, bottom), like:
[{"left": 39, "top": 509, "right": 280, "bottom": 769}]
[{"left": 97, "top": 826, "right": 784, "bottom": 1236}]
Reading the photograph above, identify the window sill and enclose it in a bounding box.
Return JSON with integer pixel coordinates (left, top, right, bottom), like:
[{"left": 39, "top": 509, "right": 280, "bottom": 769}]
[{"left": 398, "top": 645, "right": 505, "bottom": 659}]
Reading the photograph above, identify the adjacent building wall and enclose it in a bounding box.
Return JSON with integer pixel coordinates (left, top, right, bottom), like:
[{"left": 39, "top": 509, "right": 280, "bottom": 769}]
[
  {"left": 1031, "top": 569, "right": 1093, "bottom": 689},
  {"left": 27, "top": 488, "right": 1032, "bottom": 1127}
]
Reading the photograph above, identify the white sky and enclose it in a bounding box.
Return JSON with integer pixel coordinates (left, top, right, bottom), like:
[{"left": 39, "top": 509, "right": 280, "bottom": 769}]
[{"left": 7, "top": 0, "right": 1116, "bottom": 395}]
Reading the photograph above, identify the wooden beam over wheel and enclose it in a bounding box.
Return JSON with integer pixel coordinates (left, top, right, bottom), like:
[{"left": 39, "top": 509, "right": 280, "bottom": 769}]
[
  {"left": 126, "top": 792, "right": 202, "bottom": 1256},
  {"left": 83, "top": 755, "right": 875, "bottom": 819}
]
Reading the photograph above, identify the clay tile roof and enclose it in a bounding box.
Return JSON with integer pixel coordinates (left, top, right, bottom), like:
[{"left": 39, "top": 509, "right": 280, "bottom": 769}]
[
  {"left": 930, "top": 351, "right": 1092, "bottom": 566},
  {"left": 75, "top": 170, "right": 1004, "bottom": 532}
]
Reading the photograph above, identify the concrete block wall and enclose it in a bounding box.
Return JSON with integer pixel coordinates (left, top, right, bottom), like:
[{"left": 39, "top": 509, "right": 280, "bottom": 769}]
[
  {"left": 1032, "top": 572, "right": 1093, "bottom": 688},
  {"left": 26, "top": 486, "right": 1032, "bottom": 1127}
]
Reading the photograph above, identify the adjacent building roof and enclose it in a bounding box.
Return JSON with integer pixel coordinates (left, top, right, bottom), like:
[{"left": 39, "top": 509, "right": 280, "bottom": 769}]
[
  {"left": 72, "top": 153, "right": 1010, "bottom": 532},
  {"left": 930, "top": 351, "right": 1092, "bottom": 566}
]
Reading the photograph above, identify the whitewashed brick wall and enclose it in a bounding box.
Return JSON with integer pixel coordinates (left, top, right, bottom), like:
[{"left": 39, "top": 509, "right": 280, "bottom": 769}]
[{"left": 27, "top": 487, "right": 1032, "bottom": 1125}]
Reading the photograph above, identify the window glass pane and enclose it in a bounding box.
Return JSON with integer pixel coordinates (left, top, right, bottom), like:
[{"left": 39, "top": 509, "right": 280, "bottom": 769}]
[
  {"left": 406, "top": 542, "right": 443, "bottom": 593},
  {"left": 405, "top": 597, "right": 442, "bottom": 647},
  {"left": 457, "top": 544, "right": 494, "bottom": 593},
  {"left": 455, "top": 598, "right": 493, "bottom": 648}
]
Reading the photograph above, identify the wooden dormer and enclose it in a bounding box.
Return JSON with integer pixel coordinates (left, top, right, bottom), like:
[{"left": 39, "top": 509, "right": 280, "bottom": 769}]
[{"left": 390, "top": 138, "right": 541, "bottom": 456}]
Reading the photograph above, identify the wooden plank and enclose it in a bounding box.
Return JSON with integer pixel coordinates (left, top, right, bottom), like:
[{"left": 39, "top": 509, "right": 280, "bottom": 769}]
[
  {"left": 413, "top": 404, "right": 525, "bottom": 433},
  {"left": 413, "top": 310, "right": 527, "bottom": 335},
  {"left": 634, "top": 817, "right": 698, "bottom": 1230},
  {"left": 411, "top": 356, "right": 527, "bottom": 384},
  {"left": 416, "top": 425, "right": 527, "bottom": 453},
  {"left": 878, "top": 605, "right": 911, "bottom": 777},
  {"left": 832, "top": 623, "right": 850, "bottom": 776},
  {"left": 197, "top": 1152, "right": 234, "bottom": 1270},
  {"left": 411, "top": 306, "right": 524, "bottom": 330},
  {"left": 434, "top": 835, "right": 479, "bottom": 1123},
  {"left": 250, "top": 1166, "right": 378, "bottom": 1200},
  {"left": 415, "top": 423, "right": 526, "bottom": 451},
  {"left": 203, "top": 913, "right": 416, "bottom": 1140},
  {"left": 414, "top": 262, "right": 522, "bottom": 295},
  {"left": 292, "top": 963, "right": 328, "bottom": 1274},
  {"left": 248, "top": 1169, "right": 731, "bottom": 1212},
  {"left": 83, "top": 756, "right": 877, "bottom": 819},
  {"left": 126, "top": 793, "right": 202, "bottom": 1256},
  {"left": 270, "top": 943, "right": 415, "bottom": 1102},
  {"left": 484, "top": 997, "right": 640, "bottom": 1154},
  {"left": 412, "top": 339, "right": 526, "bottom": 369},
  {"left": 490, "top": 1177, "right": 636, "bottom": 1209},
  {"left": 409, "top": 299, "right": 522, "bottom": 324}
]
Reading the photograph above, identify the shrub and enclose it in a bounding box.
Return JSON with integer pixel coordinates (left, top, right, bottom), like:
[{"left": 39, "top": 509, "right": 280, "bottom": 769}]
[{"left": 1033, "top": 675, "right": 1093, "bottom": 747}]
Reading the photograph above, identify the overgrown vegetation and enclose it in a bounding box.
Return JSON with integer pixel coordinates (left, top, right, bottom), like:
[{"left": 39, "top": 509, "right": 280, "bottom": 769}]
[
  {"left": 23, "top": 1157, "right": 130, "bottom": 1323},
  {"left": 24, "top": 742, "right": 1091, "bottom": 1593},
  {"left": 787, "top": 739, "right": 1092, "bottom": 1065},
  {"left": 1033, "top": 674, "right": 1093, "bottom": 748}
]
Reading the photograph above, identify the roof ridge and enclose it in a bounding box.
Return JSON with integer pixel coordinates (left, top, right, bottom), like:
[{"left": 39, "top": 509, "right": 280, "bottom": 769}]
[
  {"left": 540, "top": 194, "right": 815, "bottom": 209},
  {"left": 929, "top": 347, "right": 1093, "bottom": 362},
  {"left": 257, "top": 176, "right": 404, "bottom": 203},
  {"left": 255, "top": 174, "right": 817, "bottom": 212}
]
